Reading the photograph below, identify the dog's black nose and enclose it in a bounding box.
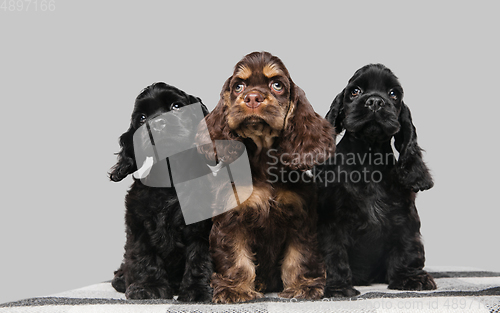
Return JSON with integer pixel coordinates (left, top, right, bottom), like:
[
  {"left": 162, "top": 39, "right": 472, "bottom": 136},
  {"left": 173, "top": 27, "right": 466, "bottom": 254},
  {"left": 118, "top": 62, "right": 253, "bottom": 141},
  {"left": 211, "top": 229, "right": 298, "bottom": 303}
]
[{"left": 365, "top": 96, "right": 385, "bottom": 112}]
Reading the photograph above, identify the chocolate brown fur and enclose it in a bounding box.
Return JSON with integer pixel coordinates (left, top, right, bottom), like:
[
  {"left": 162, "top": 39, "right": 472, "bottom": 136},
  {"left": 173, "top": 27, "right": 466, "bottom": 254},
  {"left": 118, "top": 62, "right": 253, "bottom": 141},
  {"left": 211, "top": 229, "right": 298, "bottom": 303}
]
[{"left": 198, "top": 52, "right": 335, "bottom": 303}]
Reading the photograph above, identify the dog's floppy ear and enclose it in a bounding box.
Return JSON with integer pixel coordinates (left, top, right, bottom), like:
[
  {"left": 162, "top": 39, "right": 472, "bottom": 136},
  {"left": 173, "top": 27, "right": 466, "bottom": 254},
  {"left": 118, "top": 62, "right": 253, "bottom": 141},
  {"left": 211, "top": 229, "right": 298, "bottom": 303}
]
[
  {"left": 188, "top": 95, "right": 209, "bottom": 116},
  {"left": 278, "top": 85, "right": 335, "bottom": 171},
  {"left": 109, "top": 126, "right": 136, "bottom": 182},
  {"left": 393, "top": 101, "right": 434, "bottom": 192},
  {"left": 325, "top": 89, "right": 345, "bottom": 134},
  {"left": 196, "top": 77, "right": 240, "bottom": 162}
]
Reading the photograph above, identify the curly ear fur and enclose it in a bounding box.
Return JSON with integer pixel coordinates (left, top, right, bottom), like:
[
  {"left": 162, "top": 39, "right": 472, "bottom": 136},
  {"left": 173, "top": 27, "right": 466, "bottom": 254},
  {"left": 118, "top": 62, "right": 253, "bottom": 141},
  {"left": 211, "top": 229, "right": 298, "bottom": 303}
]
[
  {"left": 325, "top": 89, "right": 345, "bottom": 135},
  {"left": 109, "top": 126, "right": 136, "bottom": 182},
  {"left": 196, "top": 77, "right": 241, "bottom": 163},
  {"left": 393, "top": 101, "right": 434, "bottom": 192},
  {"left": 189, "top": 95, "right": 209, "bottom": 116},
  {"left": 278, "top": 85, "right": 335, "bottom": 171}
]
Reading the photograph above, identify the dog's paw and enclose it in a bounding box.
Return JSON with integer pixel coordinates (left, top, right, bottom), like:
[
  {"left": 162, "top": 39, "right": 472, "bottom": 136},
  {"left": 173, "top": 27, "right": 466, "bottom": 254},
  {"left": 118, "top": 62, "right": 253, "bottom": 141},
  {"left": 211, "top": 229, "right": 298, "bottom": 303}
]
[
  {"left": 111, "top": 275, "right": 126, "bottom": 293},
  {"left": 389, "top": 272, "right": 437, "bottom": 291},
  {"left": 111, "top": 266, "right": 126, "bottom": 293},
  {"left": 212, "top": 287, "right": 263, "bottom": 304},
  {"left": 323, "top": 285, "right": 360, "bottom": 298},
  {"left": 279, "top": 284, "right": 324, "bottom": 300},
  {"left": 177, "top": 286, "right": 213, "bottom": 303},
  {"left": 125, "top": 283, "right": 173, "bottom": 299}
]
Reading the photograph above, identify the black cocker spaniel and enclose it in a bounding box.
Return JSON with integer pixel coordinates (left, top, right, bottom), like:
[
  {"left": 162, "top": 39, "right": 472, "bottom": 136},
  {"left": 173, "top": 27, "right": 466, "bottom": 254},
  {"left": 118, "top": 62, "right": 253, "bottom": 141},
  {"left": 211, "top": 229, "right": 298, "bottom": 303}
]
[
  {"left": 316, "top": 64, "right": 436, "bottom": 298},
  {"left": 108, "top": 82, "right": 213, "bottom": 301}
]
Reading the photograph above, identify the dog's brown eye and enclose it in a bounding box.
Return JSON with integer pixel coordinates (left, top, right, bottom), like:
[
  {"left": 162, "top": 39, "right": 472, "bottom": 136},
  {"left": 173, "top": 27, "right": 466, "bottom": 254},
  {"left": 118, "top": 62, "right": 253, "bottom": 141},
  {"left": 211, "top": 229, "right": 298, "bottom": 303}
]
[
  {"left": 234, "top": 84, "right": 245, "bottom": 94},
  {"left": 351, "top": 88, "right": 361, "bottom": 98},
  {"left": 389, "top": 90, "right": 398, "bottom": 100},
  {"left": 170, "top": 102, "right": 182, "bottom": 111},
  {"left": 271, "top": 82, "right": 283, "bottom": 92},
  {"left": 139, "top": 114, "right": 147, "bottom": 124}
]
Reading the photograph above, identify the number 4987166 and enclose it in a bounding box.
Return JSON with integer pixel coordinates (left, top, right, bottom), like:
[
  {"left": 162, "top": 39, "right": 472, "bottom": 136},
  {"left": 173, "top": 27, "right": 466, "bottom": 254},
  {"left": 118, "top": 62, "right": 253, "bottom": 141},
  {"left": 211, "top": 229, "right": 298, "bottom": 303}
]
[{"left": 1, "top": 0, "right": 56, "bottom": 11}]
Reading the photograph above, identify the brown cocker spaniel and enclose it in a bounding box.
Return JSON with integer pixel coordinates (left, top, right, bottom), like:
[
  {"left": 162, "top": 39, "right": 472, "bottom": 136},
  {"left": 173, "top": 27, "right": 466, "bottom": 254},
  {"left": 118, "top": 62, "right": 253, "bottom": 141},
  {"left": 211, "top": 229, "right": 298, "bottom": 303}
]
[{"left": 197, "top": 51, "right": 335, "bottom": 303}]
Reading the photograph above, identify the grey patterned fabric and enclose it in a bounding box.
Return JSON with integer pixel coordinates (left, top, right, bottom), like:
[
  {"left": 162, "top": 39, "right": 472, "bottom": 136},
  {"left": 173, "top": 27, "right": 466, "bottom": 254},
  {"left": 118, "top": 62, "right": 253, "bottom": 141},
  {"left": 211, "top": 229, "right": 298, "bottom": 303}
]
[{"left": 2, "top": 269, "right": 500, "bottom": 312}]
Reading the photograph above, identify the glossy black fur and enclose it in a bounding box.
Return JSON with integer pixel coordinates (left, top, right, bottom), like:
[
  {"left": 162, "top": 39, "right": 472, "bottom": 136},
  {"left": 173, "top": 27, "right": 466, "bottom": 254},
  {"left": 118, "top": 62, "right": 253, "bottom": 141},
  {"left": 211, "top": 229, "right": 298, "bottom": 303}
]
[
  {"left": 316, "top": 64, "right": 436, "bottom": 298},
  {"left": 108, "top": 82, "right": 213, "bottom": 302}
]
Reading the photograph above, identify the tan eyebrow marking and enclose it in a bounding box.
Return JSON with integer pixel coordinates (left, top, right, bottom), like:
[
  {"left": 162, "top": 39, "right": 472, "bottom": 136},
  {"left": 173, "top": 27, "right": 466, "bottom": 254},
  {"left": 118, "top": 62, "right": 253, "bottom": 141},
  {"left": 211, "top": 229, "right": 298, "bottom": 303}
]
[
  {"left": 235, "top": 65, "right": 252, "bottom": 80},
  {"left": 263, "top": 63, "right": 283, "bottom": 78}
]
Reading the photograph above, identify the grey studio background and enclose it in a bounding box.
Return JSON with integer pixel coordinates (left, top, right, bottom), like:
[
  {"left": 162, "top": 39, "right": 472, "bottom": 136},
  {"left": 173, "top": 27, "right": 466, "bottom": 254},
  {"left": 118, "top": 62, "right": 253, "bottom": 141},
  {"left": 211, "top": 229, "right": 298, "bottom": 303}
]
[{"left": 1, "top": 1, "right": 498, "bottom": 304}]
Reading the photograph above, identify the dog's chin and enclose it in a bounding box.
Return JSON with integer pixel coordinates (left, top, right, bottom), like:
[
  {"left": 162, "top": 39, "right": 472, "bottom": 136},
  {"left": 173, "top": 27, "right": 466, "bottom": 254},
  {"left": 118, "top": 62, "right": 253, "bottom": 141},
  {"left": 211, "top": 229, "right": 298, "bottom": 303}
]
[
  {"left": 232, "top": 113, "right": 282, "bottom": 133},
  {"left": 348, "top": 121, "right": 396, "bottom": 143},
  {"left": 232, "top": 115, "right": 283, "bottom": 154},
  {"left": 243, "top": 116, "right": 266, "bottom": 125},
  {"left": 239, "top": 116, "right": 270, "bottom": 134}
]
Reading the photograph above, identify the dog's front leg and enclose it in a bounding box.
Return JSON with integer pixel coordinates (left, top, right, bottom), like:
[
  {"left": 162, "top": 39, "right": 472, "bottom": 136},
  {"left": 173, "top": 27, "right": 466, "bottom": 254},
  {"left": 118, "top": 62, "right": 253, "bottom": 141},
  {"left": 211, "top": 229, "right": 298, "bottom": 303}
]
[
  {"left": 278, "top": 233, "right": 326, "bottom": 300},
  {"left": 276, "top": 189, "right": 326, "bottom": 300},
  {"left": 386, "top": 203, "right": 436, "bottom": 291},
  {"left": 177, "top": 220, "right": 214, "bottom": 302},
  {"left": 317, "top": 222, "right": 360, "bottom": 298},
  {"left": 210, "top": 212, "right": 263, "bottom": 304},
  {"left": 122, "top": 241, "right": 175, "bottom": 299}
]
